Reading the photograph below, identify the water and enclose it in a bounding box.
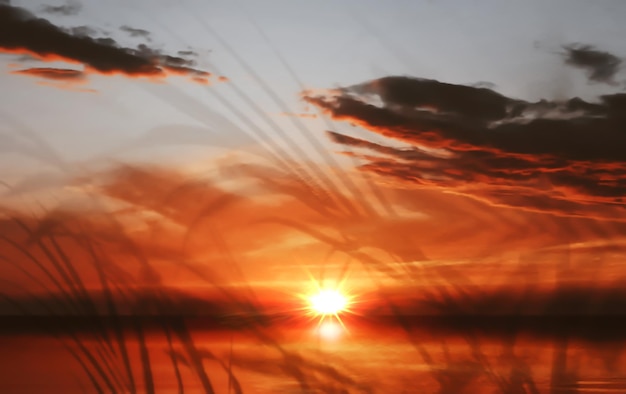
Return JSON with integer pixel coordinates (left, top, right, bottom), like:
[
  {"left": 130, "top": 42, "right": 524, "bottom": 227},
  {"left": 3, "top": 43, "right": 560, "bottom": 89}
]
[{"left": 2, "top": 316, "right": 626, "bottom": 393}]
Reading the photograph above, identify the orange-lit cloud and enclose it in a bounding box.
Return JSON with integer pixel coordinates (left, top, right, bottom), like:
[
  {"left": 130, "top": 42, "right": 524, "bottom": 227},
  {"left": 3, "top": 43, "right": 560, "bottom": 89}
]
[
  {"left": 278, "top": 112, "right": 318, "bottom": 119},
  {"left": 11, "top": 66, "right": 85, "bottom": 81},
  {"left": 10, "top": 66, "right": 97, "bottom": 92},
  {"left": 303, "top": 76, "right": 626, "bottom": 220}
]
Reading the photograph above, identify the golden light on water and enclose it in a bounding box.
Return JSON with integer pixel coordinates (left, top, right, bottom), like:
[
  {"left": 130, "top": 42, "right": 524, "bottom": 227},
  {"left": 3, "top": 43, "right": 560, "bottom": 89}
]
[{"left": 317, "top": 320, "right": 342, "bottom": 340}]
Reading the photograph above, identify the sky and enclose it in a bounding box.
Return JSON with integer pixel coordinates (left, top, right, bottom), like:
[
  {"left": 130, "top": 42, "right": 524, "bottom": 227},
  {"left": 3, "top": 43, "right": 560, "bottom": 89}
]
[
  {"left": 1, "top": 0, "right": 626, "bottom": 310},
  {"left": 4, "top": 1, "right": 626, "bottom": 393},
  {"left": 3, "top": 0, "right": 626, "bottom": 173}
]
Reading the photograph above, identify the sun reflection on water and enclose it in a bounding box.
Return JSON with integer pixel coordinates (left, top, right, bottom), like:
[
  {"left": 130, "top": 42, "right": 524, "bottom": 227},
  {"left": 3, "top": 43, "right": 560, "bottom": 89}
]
[{"left": 316, "top": 319, "right": 344, "bottom": 341}]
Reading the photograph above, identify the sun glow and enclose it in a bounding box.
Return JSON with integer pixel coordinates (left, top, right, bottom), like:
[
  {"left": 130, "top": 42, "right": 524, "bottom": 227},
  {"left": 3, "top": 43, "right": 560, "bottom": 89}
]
[
  {"left": 309, "top": 289, "right": 348, "bottom": 316},
  {"left": 296, "top": 275, "right": 359, "bottom": 341},
  {"left": 295, "top": 260, "right": 358, "bottom": 335}
]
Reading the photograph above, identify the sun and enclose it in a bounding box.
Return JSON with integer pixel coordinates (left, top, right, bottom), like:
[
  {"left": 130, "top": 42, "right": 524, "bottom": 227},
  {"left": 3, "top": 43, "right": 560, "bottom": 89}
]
[
  {"left": 297, "top": 278, "right": 357, "bottom": 339},
  {"left": 309, "top": 289, "right": 348, "bottom": 316}
]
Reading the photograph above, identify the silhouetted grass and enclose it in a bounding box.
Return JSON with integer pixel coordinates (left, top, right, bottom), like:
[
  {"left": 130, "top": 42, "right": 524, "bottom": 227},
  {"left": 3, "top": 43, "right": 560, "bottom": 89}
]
[
  {"left": 2, "top": 5, "right": 626, "bottom": 392},
  {"left": 3, "top": 106, "right": 626, "bottom": 393}
]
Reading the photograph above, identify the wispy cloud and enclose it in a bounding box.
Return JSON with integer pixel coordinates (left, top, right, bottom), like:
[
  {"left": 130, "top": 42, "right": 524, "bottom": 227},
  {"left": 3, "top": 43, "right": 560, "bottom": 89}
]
[
  {"left": 120, "top": 25, "right": 151, "bottom": 40},
  {"left": 41, "top": 1, "right": 81, "bottom": 16}
]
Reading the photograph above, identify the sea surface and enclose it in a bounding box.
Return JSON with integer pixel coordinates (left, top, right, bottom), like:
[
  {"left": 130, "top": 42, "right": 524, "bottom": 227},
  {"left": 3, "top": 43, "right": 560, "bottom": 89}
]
[{"left": 2, "top": 315, "right": 626, "bottom": 393}]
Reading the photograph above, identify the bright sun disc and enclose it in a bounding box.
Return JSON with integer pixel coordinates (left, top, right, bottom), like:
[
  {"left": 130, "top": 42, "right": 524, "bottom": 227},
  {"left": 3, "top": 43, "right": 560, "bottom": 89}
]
[{"left": 309, "top": 289, "right": 347, "bottom": 315}]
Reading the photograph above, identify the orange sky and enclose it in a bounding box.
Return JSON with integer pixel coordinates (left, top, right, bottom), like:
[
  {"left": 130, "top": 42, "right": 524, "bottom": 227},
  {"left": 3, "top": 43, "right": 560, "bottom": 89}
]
[{"left": 2, "top": 157, "right": 625, "bottom": 318}]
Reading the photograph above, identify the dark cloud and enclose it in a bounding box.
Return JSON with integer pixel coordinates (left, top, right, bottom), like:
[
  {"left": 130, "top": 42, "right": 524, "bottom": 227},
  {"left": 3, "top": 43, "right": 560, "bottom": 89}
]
[
  {"left": 342, "top": 76, "right": 518, "bottom": 123},
  {"left": 67, "top": 25, "right": 98, "bottom": 37},
  {"left": 305, "top": 76, "right": 626, "bottom": 220},
  {"left": 135, "top": 44, "right": 195, "bottom": 67},
  {"left": 0, "top": 2, "right": 211, "bottom": 83},
  {"left": 562, "top": 43, "right": 622, "bottom": 84},
  {"left": 41, "top": 1, "right": 81, "bottom": 16},
  {"left": 120, "top": 25, "right": 151, "bottom": 39},
  {"left": 178, "top": 50, "right": 199, "bottom": 57}
]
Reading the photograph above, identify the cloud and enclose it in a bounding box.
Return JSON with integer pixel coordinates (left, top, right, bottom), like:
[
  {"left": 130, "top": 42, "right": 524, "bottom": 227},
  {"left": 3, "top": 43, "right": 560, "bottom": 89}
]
[
  {"left": 339, "top": 76, "right": 518, "bottom": 123},
  {"left": 0, "top": 2, "right": 212, "bottom": 83},
  {"left": 278, "top": 111, "right": 318, "bottom": 119},
  {"left": 178, "top": 50, "right": 198, "bottom": 57},
  {"left": 562, "top": 43, "right": 622, "bottom": 84},
  {"left": 67, "top": 25, "right": 99, "bottom": 37},
  {"left": 41, "top": 1, "right": 81, "bottom": 16},
  {"left": 120, "top": 25, "right": 151, "bottom": 40},
  {"left": 10, "top": 66, "right": 95, "bottom": 91},
  {"left": 304, "top": 76, "right": 626, "bottom": 220},
  {"left": 11, "top": 66, "right": 85, "bottom": 81}
]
